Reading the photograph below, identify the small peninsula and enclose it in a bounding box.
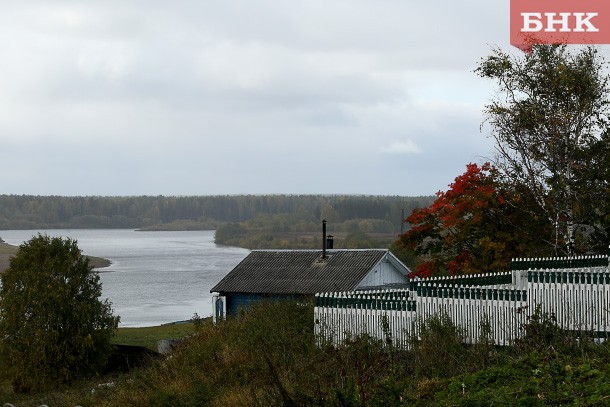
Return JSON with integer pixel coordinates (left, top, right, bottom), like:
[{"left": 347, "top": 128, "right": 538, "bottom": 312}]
[{"left": 0, "top": 238, "right": 111, "bottom": 273}]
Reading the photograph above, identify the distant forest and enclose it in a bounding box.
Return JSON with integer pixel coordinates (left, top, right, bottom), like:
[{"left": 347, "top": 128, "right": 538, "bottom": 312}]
[{"left": 0, "top": 195, "right": 434, "bottom": 250}]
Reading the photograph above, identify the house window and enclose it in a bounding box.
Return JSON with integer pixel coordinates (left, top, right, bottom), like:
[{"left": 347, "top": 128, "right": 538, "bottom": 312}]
[{"left": 215, "top": 297, "right": 224, "bottom": 320}]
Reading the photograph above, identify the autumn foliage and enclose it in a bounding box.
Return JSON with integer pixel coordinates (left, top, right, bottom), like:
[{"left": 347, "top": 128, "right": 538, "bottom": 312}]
[{"left": 395, "top": 163, "right": 550, "bottom": 277}]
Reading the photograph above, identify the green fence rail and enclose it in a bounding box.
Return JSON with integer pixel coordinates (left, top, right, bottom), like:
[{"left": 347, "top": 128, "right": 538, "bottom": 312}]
[
  {"left": 512, "top": 254, "right": 609, "bottom": 271},
  {"left": 409, "top": 271, "right": 512, "bottom": 291},
  {"left": 315, "top": 291, "right": 416, "bottom": 311},
  {"left": 528, "top": 269, "right": 610, "bottom": 284},
  {"left": 417, "top": 283, "right": 527, "bottom": 301}
]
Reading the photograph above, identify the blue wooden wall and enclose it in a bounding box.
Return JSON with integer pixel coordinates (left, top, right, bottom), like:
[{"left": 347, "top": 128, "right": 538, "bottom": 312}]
[{"left": 226, "top": 292, "right": 304, "bottom": 315}]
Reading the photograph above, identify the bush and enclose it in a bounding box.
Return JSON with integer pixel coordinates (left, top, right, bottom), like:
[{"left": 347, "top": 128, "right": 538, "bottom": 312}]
[
  {"left": 0, "top": 234, "right": 119, "bottom": 392},
  {"left": 513, "top": 306, "right": 595, "bottom": 357},
  {"left": 410, "top": 312, "right": 466, "bottom": 379}
]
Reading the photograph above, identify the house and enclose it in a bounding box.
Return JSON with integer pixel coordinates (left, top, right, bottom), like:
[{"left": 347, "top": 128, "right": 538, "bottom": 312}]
[{"left": 210, "top": 248, "right": 411, "bottom": 322}]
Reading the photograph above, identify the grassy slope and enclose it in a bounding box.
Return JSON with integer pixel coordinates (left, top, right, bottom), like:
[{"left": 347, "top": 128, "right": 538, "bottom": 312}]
[
  {"left": 1, "top": 322, "right": 196, "bottom": 404},
  {"left": 5, "top": 302, "right": 610, "bottom": 406},
  {"left": 112, "top": 322, "right": 197, "bottom": 351}
]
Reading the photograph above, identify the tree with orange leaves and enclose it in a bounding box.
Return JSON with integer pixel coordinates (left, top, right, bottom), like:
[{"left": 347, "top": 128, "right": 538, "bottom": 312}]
[{"left": 394, "top": 163, "right": 550, "bottom": 277}]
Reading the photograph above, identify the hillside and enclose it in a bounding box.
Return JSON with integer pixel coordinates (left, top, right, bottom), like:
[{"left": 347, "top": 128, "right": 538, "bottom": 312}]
[{"left": 3, "top": 301, "right": 610, "bottom": 405}]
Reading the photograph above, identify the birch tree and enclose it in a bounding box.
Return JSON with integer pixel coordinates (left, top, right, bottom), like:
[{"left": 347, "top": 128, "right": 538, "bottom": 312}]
[{"left": 476, "top": 45, "right": 610, "bottom": 255}]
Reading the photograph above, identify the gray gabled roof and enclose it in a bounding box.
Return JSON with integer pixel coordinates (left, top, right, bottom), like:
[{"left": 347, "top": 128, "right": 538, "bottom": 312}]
[{"left": 210, "top": 249, "right": 393, "bottom": 295}]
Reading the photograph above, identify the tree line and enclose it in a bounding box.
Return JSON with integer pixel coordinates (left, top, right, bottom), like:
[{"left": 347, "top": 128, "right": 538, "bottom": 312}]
[{"left": 0, "top": 194, "right": 433, "bottom": 232}]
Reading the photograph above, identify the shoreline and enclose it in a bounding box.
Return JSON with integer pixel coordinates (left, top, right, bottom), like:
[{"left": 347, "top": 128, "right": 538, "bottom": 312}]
[{"left": 0, "top": 240, "right": 111, "bottom": 274}]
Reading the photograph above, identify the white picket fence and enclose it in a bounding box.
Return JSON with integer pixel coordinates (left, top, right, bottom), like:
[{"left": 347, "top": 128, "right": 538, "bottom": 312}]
[
  {"left": 416, "top": 284, "right": 527, "bottom": 346},
  {"left": 314, "top": 290, "right": 417, "bottom": 348},
  {"left": 314, "top": 254, "right": 610, "bottom": 347},
  {"left": 527, "top": 268, "right": 610, "bottom": 334}
]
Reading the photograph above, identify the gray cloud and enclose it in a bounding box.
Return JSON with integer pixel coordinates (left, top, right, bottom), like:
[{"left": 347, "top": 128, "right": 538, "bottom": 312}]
[{"left": 0, "top": 1, "right": 513, "bottom": 196}]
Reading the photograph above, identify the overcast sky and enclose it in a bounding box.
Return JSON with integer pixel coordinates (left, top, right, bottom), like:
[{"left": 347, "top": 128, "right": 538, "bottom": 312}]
[{"left": 0, "top": 1, "right": 515, "bottom": 196}]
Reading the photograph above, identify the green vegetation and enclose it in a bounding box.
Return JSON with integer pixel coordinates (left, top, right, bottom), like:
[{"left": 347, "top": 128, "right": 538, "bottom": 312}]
[
  {"left": 0, "top": 235, "right": 120, "bottom": 392},
  {"left": 138, "top": 219, "right": 220, "bottom": 231},
  {"left": 214, "top": 215, "right": 407, "bottom": 250},
  {"left": 0, "top": 194, "right": 433, "bottom": 251},
  {"left": 209, "top": 196, "right": 434, "bottom": 250},
  {"left": 0, "top": 194, "right": 432, "bottom": 231},
  {"left": 0, "top": 322, "right": 197, "bottom": 403},
  {"left": 112, "top": 322, "right": 197, "bottom": 351},
  {"left": 476, "top": 45, "right": 610, "bottom": 255},
  {"left": 3, "top": 301, "right": 610, "bottom": 406}
]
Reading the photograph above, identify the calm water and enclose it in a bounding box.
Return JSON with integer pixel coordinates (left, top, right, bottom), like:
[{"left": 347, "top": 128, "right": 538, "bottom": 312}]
[{"left": 0, "top": 229, "right": 249, "bottom": 327}]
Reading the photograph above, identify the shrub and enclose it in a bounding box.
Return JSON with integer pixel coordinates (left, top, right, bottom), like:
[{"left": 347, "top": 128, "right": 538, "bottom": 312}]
[
  {"left": 0, "top": 234, "right": 119, "bottom": 392},
  {"left": 410, "top": 312, "right": 466, "bottom": 378}
]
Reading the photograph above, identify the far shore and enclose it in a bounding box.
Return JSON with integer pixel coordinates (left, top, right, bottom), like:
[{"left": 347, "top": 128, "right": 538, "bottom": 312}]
[{"left": 0, "top": 239, "right": 111, "bottom": 274}]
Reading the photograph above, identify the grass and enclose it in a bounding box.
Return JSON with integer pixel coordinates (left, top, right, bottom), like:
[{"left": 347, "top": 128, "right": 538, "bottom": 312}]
[
  {"left": 113, "top": 321, "right": 198, "bottom": 351},
  {"left": 4, "top": 303, "right": 610, "bottom": 406},
  {"left": 0, "top": 321, "right": 198, "bottom": 404},
  {"left": 88, "top": 304, "right": 610, "bottom": 406}
]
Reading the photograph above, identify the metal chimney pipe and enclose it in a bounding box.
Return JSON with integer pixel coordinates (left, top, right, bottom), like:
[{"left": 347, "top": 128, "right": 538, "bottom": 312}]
[
  {"left": 322, "top": 219, "right": 327, "bottom": 259},
  {"left": 326, "top": 235, "right": 334, "bottom": 250}
]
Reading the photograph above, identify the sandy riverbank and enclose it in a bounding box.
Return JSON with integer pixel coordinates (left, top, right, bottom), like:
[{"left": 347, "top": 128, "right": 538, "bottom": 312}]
[{"left": 0, "top": 238, "right": 111, "bottom": 273}]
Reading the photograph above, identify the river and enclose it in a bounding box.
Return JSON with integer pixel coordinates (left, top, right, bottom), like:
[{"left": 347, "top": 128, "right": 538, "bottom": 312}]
[{"left": 0, "top": 229, "right": 250, "bottom": 327}]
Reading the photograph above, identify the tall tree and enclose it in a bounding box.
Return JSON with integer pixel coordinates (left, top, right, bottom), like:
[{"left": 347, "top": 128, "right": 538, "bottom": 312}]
[
  {"left": 0, "top": 235, "right": 119, "bottom": 392},
  {"left": 475, "top": 45, "right": 610, "bottom": 255},
  {"left": 394, "top": 163, "right": 550, "bottom": 277},
  {"left": 576, "top": 132, "right": 610, "bottom": 252}
]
